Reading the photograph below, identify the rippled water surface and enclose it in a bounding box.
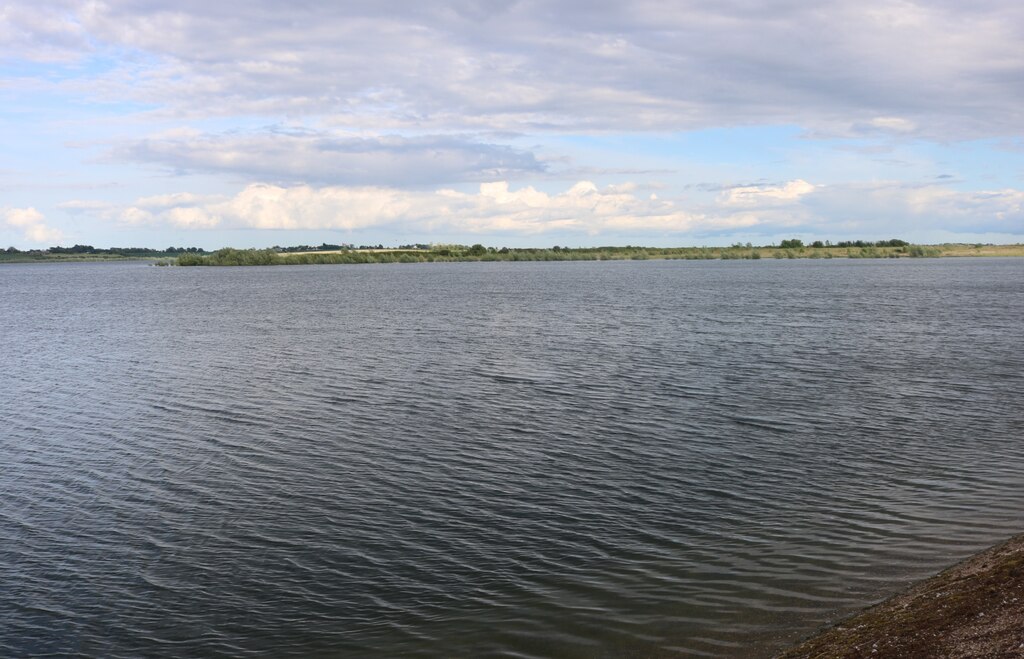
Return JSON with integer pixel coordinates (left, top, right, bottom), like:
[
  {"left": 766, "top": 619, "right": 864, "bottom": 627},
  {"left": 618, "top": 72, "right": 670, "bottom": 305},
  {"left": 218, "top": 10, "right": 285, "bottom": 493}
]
[{"left": 3, "top": 258, "right": 1023, "bottom": 657}]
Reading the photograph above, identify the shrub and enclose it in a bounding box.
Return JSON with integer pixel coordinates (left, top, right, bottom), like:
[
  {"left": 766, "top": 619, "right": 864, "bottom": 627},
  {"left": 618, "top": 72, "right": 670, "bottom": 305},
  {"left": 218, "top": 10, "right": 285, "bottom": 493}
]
[
  {"left": 176, "top": 253, "right": 206, "bottom": 266},
  {"left": 908, "top": 245, "right": 942, "bottom": 258}
]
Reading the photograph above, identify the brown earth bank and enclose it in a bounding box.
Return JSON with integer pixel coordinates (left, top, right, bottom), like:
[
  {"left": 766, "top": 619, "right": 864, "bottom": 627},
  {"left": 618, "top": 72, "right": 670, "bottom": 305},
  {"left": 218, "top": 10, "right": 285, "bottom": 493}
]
[{"left": 776, "top": 534, "right": 1024, "bottom": 658}]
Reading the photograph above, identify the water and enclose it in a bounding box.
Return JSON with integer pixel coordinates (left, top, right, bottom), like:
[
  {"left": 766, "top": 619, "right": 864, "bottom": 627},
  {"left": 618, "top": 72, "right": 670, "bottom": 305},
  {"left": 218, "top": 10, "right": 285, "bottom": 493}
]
[{"left": 2, "top": 258, "right": 1022, "bottom": 658}]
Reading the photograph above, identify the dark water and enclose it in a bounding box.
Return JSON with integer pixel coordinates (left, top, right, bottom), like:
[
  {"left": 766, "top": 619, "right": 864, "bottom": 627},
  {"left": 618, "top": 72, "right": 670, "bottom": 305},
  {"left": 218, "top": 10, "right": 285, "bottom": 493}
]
[{"left": 2, "top": 258, "right": 1023, "bottom": 658}]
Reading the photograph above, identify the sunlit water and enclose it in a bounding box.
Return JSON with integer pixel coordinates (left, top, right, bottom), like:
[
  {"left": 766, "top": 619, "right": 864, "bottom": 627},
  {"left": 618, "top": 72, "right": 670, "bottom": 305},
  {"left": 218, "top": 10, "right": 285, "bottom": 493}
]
[{"left": 2, "top": 258, "right": 1022, "bottom": 658}]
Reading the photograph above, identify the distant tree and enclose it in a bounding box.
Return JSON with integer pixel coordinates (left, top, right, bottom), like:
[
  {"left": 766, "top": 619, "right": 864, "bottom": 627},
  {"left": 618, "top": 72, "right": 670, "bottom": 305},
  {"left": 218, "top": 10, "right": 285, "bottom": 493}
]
[
  {"left": 468, "top": 243, "right": 487, "bottom": 256},
  {"left": 780, "top": 238, "right": 804, "bottom": 249},
  {"left": 811, "top": 240, "right": 824, "bottom": 248}
]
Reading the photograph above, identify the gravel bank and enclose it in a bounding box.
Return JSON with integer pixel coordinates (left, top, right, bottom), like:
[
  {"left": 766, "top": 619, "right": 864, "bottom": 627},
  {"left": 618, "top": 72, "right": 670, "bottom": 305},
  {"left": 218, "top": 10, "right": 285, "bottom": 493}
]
[{"left": 778, "top": 534, "right": 1024, "bottom": 658}]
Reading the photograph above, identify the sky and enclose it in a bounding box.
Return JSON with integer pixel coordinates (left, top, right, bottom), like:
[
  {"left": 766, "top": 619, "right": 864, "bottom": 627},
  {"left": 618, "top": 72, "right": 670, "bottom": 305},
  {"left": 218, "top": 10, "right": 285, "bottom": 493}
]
[{"left": 3, "top": 1, "right": 1024, "bottom": 249}]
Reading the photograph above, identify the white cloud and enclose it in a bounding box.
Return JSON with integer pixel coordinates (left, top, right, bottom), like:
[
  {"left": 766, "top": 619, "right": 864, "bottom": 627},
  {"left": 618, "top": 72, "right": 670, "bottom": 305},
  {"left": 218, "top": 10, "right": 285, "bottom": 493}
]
[
  {"left": 61, "top": 176, "right": 1024, "bottom": 241},
  {"left": 163, "top": 206, "right": 218, "bottom": 229},
  {"left": 4, "top": 207, "right": 46, "bottom": 227},
  {"left": 23, "top": 223, "right": 65, "bottom": 243},
  {"left": 869, "top": 116, "right": 917, "bottom": 132},
  {"left": 57, "top": 199, "right": 115, "bottom": 213},
  {"left": 3, "top": 207, "right": 64, "bottom": 243},
  {"left": 72, "top": 180, "right": 717, "bottom": 235},
  {"left": 720, "top": 180, "right": 818, "bottom": 206},
  {"left": 135, "top": 192, "right": 219, "bottom": 208}
]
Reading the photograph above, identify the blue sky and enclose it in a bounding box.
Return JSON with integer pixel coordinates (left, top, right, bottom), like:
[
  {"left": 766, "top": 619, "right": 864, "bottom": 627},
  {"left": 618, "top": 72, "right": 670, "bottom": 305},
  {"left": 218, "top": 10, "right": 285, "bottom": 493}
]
[{"left": 3, "top": 1, "right": 1024, "bottom": 249}]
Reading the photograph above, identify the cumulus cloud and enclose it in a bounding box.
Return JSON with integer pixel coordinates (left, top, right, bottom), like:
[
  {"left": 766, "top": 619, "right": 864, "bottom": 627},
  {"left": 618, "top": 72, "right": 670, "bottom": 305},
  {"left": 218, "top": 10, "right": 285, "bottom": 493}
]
[
  {"left": 8, "top": 1, "right": 1023, "bottom": 139},
  {"left": 69, "top": 180, "right": 725, "bottom": 235},
  {"left": 62, "top": 176, "right": 1024, "bottom": 240},
  {"left": 3, "top": 207, "right": 64, "bottom": 243},
  {"left": 4, "top": 207, "right": 46, "bottom": 227},
  {"left": 111, "top": 130, "right": 546, "bottom": 185}
]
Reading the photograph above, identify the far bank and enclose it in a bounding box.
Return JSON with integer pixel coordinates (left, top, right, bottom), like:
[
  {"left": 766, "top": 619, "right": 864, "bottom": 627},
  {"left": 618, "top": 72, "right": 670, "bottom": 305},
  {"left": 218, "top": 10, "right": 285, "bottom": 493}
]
[{"left": 172, "top": 243, "right": 1024, "bottom": 266}]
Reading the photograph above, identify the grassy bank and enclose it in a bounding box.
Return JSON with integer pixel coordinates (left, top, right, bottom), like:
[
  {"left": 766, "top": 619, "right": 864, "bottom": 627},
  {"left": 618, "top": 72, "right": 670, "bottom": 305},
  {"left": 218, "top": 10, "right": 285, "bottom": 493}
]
[
  {"left": 933, "top": 243, "right": 1024, "bottom": 257},
  {"left": 173, "top": 243, "right": 1022, "bottom": 266}
]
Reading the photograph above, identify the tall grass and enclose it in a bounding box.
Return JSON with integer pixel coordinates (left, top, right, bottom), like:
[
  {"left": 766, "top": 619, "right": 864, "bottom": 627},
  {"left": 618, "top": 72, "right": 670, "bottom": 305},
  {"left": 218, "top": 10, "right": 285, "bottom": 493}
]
[{"left": 908, "top": 245, "right": 943, "bottom": 258}]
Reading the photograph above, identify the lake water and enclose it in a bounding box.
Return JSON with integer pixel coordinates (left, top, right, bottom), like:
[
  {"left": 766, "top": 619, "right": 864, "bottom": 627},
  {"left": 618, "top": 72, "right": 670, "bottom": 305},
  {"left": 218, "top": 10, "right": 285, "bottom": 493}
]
[{"left": 2, "top": 258, "right": 1023, "bottom": 657}]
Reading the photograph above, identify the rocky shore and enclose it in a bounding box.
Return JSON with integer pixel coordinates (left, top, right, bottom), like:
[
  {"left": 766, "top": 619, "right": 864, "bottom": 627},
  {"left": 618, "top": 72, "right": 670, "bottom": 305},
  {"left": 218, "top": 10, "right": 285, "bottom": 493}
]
[{"left": 778, "top": 534, "right": 1024, "bottom": 658}]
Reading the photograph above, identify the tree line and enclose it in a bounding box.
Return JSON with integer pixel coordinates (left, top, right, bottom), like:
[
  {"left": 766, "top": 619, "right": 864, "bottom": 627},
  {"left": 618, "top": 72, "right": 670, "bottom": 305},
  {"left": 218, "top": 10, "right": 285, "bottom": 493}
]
[
  {"left": 174, "top": 240, "right": 948, "bottom": 266},
  {"left": 781, "top": 239, "right": 909, "bottom": 249},
  {"left": 5, "top": 244, "right": 207, "bottom": 256}
]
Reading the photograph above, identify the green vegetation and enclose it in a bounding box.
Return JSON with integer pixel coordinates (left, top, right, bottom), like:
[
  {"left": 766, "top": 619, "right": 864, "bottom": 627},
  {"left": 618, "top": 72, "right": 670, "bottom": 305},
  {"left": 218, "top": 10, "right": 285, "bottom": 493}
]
[
  {"left": 172, "top": 240, "right": 1001, "bottom": 266},
  {"left": 0, "top": 244, "right": 206, "bottom": 263},
  {"left": 180, "top": 248, "right": 279, "bottom": 266},
  {"left": 5, "top": 240, "right": 1020, "bottom": 266},
  {"left": 177, "top": 244, "right": 775, "bottom": 266},
  {"left": 907, "top": 245, "right": 943, "bottom": 257}
]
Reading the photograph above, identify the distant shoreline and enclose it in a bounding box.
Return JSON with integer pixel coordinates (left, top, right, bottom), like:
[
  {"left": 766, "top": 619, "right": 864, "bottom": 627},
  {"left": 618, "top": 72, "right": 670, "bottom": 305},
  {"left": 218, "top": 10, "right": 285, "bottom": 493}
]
[
  {"left": 778, "top": 533, "right": 1024, "bottom": 657},
  {"left": 3, "top": 243, "right": 1022, "bottom": 265},
  {"left": 170, "top": 243, "right": 1024, "bottom": 266},
  {"left": 0, "top": 254, "right": 170, "bottom": 264}
]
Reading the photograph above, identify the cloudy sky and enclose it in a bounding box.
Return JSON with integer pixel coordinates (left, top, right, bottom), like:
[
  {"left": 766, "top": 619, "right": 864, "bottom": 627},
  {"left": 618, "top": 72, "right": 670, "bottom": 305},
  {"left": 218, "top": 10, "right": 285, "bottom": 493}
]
[{"left": 3, "top": 1, "right": 1024, "bottom": 248}]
